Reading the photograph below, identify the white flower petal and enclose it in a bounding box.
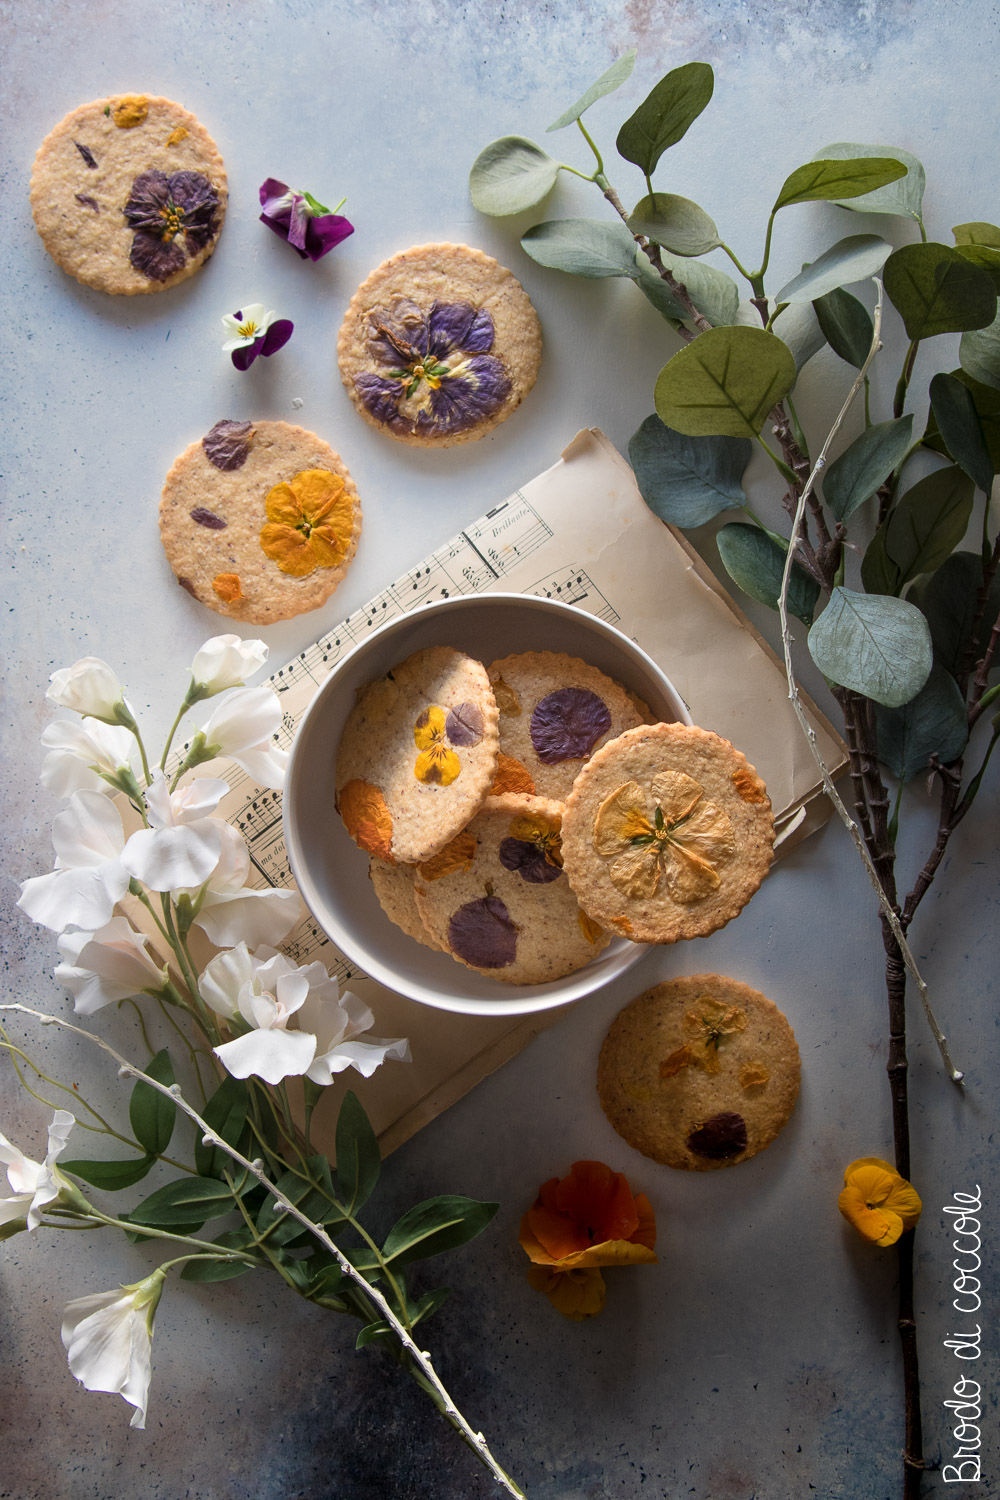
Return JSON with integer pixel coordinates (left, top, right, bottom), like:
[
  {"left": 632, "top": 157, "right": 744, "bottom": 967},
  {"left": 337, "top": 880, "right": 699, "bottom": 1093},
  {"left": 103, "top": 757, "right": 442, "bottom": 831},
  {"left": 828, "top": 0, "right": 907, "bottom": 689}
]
[
  {"left": 190, "top": 636, "right": 269, "bottom": 695},
  {"left": 47, "top": 658, "right": 126, "bottom": 721},
  {"left": 123, "top": 821, "right": 222, "bottom": 892},
  {"left": 52, "top": 791, "right": 126, "bottom": 868},
  {"left": 200, "top": 686, "right": 286, "bottom": 789},
  {"left": 198, "top": 942, "right": 259, "bottom": 1020},
  {"left": 61, "top": 1272, "right": 162, "bottom": 1429},
  {"left": 214, "top": 1026, "right": 316, "bottom": 1084},
  {"left": 193, "top": 886, "right": 303, "bottom": 948},
  {"left": 40, "top": 720, "right": 134, "bottom": 797},
  {"left": 18, "top": 861, "right": 129, "bottom": 934},
  {"left": 55, "top": 918, "right": 166, "bottom": 1012},
  {"left": 306, "top": 1033, "right": 411, "bottom": 1085}
]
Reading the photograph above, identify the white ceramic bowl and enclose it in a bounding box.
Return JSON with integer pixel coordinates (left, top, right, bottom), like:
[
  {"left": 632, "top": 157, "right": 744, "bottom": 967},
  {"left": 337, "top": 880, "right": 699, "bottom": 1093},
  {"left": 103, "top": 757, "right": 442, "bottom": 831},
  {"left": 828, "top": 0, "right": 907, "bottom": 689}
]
[{"left": 283, "top": 593, "right": 691, "bottom": 1017}]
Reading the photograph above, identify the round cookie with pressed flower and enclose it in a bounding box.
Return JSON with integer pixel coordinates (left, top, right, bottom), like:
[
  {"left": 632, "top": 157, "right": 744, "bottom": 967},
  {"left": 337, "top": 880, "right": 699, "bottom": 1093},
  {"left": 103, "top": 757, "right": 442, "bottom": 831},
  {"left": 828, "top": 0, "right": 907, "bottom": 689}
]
[
  {"left": 159, "top": 419, "right": 361, "bottom": 624},
  {"left": 597, "top": 975, "right": 801, "bottom": 1171},
  {"left": 560, "top": 723, "right": 774, "bottom": 945},
  {"left": 368, "top": 856, "right": 441, "bottom": 951},
  {"left": 30, "top": 94, "right": 227, "bottom": 295},
  {"left": 486, "top": 651, "right": 654, "bottom": 800},
  {"left": 337, "top": 243, "right": 541, "bottom": 447},
  {"left": 412, "top": 793, "right": 610, "bottom": 984},
  {"left": 336, "top": 646, "right": 499, "bottom": 865}
]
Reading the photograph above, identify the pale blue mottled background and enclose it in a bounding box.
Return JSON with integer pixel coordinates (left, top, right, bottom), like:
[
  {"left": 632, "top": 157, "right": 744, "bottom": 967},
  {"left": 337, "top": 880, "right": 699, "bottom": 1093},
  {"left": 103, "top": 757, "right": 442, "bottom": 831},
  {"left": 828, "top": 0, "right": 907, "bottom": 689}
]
[{"left": 1, "top": 1, "right": 998, "bottom": 1496}]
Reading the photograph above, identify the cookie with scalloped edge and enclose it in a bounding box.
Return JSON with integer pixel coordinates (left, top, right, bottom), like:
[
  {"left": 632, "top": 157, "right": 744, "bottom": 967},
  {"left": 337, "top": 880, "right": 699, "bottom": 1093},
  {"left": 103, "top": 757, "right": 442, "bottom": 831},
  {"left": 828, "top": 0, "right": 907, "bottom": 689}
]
[
  {"left": 486, "top": 651, "right": 654, "bottom": 800},
  {"left": 560, "top": 722, "right": 774, "bottom": 944},
  {"left": 159, "top": 419, "right": 361, "bottom": 625},
  {"left": 337, "top": 243, "right": 541, "bottom": 447},
  {"left": 597, "top": 975, "right": 800, "bottom": 1170},
  {"left": 30, "top": 94, "right": 227, "bottom": 294},
  {"left": 368, "top": 856, "right": 441, "bottom": 951},
  {"left": 336, "top": 646, "right": 499, "bottom": 865}
]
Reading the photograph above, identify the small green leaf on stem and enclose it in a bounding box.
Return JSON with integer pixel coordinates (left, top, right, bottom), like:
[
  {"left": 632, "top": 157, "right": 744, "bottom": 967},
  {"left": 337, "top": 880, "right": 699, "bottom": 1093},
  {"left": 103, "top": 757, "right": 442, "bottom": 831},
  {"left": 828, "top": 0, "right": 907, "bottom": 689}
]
[
  {"left": 627, "top": 193, "right": 720, "bottom": 256},
  {"left": 547, "top": 52, "right": 636, "bottom": 131},
  {"left": 469, "top": 136, "right": 561, "bottom": 215},
  {"left": 628, "top": 415, "right": 751, "bottom": 528},
  {"left": 910, "top": 551, "right": 1000, "bottom": 677},
  {"left": 521, "top": 217, "right": 639, "bottom": 277},
  {"left": 335, "top": 1090, "right": 381, "bottom": 1213},
  {"left": 195, "top": 1073, "right": 250, "bottom": 1178},
  {"left": 812, "top": 142, "right": 925, "bottom": 218},
  {"left": 382, "top": 1195, "right": 499, "bottom": 1267},
  {"left": 959, "top": 308, "right": 1000, "bottom": 391},
  {"left": 772, "top": 156, "right": 907, "bottom": 213},
  {"left": 129, "top": 1048, "right": 176, "bottom": 1157},
  {"left": 884, "top": 243, "right": 997, "bottom": 340},
  {"left": 862, "top": 464, "right": 975, "bottom": 595},
  {"left": 875, "top": 664, "right": 969, "bottom": 781},
  {"left": 822, "top": 415, "right": 913, "bottom": 522},
  {"left": 717, "top": 523, "right": 820, "bottom": 624},
  {"left": 775, "top": 234, "right": 891, "bottom": 304},
  {"left": 929, "top": 372, "right": 995, "bottom": 493},
  {"left": 616, "top": 60, "right": 714, "bottom": 175},
  {"left": 654, "top": 325, "right": 796, "bottom": 438},
  {"left": 62, "top": 1154, "right": 156, "bottom": 1190},
  {"left": 808, "top": 587, "right": 933, "bottom": 706},
  {"left": 813, "top": 287, "right": 875, "bottom": 368}
]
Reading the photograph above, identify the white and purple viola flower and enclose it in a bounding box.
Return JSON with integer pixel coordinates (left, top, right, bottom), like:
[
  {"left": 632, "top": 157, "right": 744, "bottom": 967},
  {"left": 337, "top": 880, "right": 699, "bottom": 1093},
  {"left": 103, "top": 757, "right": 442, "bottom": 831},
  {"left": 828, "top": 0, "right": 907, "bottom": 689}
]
[
  {"left": 220, "top": 304, "right": 294, "bottom": 372},
  {"left": 353, "top": 297, "right": 512, "bottom": 439},
  {"left": 258, "top": 178, "right": 354, "bottom": 261}
]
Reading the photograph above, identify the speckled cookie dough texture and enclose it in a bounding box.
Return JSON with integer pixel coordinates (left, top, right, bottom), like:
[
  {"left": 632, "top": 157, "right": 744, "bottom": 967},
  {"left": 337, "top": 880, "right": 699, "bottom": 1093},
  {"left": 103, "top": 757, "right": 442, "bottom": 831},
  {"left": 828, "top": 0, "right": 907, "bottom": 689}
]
[
  {"left": 337, "top": 242, "right": 541, "bottom": 447},
  {"left": 30, "top": 95, "right": 227, "bottom": 295},
  {"left": 336, "top": 646, "right": 500, "bottom": 865},
  {"left": 487, "top": 651, "right": 653, "bottom": 800},
  {"left": 597, "top": 975, "right": 801, "bottom": 1171},
  {"left": 560, "top": 723, "right": 775, "bottom": 944},
  {"left": 412, "top": 793, "right": 610, "bottom": 984},
  {"left": 368, "top": 857, "right": 441, "bottom": 951},
  {"left": 159, "top": 419, "right": 362, "bottom": 624}
]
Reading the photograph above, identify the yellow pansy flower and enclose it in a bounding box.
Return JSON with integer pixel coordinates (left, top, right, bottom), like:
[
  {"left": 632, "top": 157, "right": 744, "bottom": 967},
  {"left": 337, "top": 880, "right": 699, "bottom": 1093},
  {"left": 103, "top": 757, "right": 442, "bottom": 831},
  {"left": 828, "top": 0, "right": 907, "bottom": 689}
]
[
  {"left": 593, "top": 769, "right": 735, "bottom": 902},
  {"left": 838, "top": 1157, "right": 923, "bottom": 1246},
  {"left": 413, "top": 705, "right": 461, "bottom": 786}
]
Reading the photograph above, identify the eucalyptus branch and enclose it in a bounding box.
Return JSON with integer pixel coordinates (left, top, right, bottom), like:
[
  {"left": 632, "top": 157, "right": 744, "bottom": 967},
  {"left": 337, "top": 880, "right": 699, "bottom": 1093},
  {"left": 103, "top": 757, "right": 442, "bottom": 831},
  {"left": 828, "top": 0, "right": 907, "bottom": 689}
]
[
  {"left": 600, "top": 180, "right": 712, "bottom": 336},
  {"left": 1, "top": 1005, "right": 526, "bottom": 1500}
]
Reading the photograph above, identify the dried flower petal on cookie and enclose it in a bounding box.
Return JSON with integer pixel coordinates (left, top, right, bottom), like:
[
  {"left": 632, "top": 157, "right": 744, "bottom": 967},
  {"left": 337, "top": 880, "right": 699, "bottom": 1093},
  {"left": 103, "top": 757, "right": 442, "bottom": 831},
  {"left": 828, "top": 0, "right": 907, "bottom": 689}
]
[
  {"left": 338, "top": 779, "right": 394, "bottom": 862},
  {"left": 498, "top": 811, "right": 563, "bottom": 884},
  {"left": 124, "top": 168, "right": 221, "bottom": 282},
  {"left": 593, "top": 770, "right": 735, "bottom": 903},
  {"left": 413, "top": 705, "right": 462, "bottom": 786},
  {"left": 530, "top": 687, "right": 612, "bottom": 765},
  {"left": 259, "top": 470, "right": 353, "bottom": 578},
  {"left": 447, "top": 894, "right": 518, "bottom": 968},
  {"left": 659, "top": 996, "right": 749, "bottom": 1078}
]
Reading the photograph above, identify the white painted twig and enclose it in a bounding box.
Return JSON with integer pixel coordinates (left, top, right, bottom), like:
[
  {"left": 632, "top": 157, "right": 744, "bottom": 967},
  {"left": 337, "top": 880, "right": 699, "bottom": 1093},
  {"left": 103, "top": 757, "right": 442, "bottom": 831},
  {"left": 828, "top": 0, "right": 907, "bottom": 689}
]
[{"left": 774, "top": 280, "right": 962, "bottom": 1083}]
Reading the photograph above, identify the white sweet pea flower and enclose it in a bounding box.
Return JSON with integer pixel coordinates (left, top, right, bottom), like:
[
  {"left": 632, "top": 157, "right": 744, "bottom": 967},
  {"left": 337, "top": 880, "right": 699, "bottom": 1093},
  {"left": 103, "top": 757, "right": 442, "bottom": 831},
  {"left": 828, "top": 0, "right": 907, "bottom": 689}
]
[
  {"left": 184, "top": 822, "right": 304, "bottom": 947},
  {"left": 299, "top": 981, "right": 410, "bottom": 1085},
  {"left": 0, "top": 1109, "right": 76, "bottom": 1237},
  {"left": 194, "top": 685, "right": 288, "bottom": 789},
  {"left": 17, "top": 790, "right": 129, "bottom": 933},
  {"left": 122, "top": 772, "right": 230, "bottom": 892},
  {"left": 188, "top": 635, "right": 269, "bottom": 700},
  {"left": 203, "top": 944, "right": 316, "bottom": 1083},
  {"left": 61, "top": 1267, "right": 166, "bottom": 1430},
  {"left": 40, "top": 718, "right": 136, "bottom": 798},
  {"left": 46, "top": 657, "right": 129, "bottom": 725},
  {"left": 55, "top": 917, "right": 170, "bottom": 1014}
]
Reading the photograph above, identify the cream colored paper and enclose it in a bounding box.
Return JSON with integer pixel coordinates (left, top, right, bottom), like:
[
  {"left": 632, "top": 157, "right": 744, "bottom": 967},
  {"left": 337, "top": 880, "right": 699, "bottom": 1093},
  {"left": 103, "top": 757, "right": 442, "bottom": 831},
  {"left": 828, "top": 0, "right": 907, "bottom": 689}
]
[{"left": 174, "top": 428, "right": 846, "bottom": 1153}]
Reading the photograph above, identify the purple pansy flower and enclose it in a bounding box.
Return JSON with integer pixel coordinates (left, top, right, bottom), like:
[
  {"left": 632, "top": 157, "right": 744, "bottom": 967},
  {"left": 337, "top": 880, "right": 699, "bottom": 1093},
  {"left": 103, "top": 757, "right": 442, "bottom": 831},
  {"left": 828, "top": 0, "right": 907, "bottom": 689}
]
[
  {"left": 124, "top": 170, "right": 221, "bottom": 282},
  {"left": 353, "top": 297, "right": 512, "bottom": 439},
  {"left": 220, "top": 305, "right": 294, "bottom": 371},
  {"left": 258, "top": 178, "right": 354, "bottom": 261}
]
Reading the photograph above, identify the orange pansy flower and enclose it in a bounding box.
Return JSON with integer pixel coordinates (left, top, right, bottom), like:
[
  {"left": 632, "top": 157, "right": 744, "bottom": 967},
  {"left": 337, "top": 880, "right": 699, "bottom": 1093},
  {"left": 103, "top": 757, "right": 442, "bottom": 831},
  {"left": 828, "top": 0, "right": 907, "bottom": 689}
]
[
  {"left": 260, "top": 469, "right": 353, "bottom": 578},
  {"left": 838, "top": 1157, "right": 922, "bottom": 1247}
]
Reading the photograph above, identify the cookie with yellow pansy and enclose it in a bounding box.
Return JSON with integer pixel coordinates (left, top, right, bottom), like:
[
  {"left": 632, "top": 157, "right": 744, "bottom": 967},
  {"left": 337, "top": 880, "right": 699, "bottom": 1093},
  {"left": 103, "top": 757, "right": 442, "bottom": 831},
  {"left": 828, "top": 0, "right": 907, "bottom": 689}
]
[
  {"left": 560, "top": 723, "right": 774, "bottom": 944},
  {"left": 411, "top": 793, "right": 610, "bottom": 984},
  {"left": 597, "top": 975, "right": 800, "bottom": 1170},
  {"left": 336, "top": 646, "right": 499, "bottom": 865},
  {"left": 159, "top": 419, "right": 361, "bottom": 623}
]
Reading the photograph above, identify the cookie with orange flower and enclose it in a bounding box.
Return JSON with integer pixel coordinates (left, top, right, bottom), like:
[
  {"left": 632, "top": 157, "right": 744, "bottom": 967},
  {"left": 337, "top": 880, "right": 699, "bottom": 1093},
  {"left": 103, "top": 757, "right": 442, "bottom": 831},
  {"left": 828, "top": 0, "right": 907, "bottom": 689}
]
[
  {"left": 336, "top": 646, "right": 499, "bottom": 865},
  {"left": 519, "top": 1160, "right": 657, "bottom": 1319},
  {"left": 598, "top": 975, "right": 800, "bottom": 1171},
  {"left": 159, "top": 419, "right": 361, "bottom": 623},
  {"left": 560, "top": 722, "right": 774, "bottom": 944}
]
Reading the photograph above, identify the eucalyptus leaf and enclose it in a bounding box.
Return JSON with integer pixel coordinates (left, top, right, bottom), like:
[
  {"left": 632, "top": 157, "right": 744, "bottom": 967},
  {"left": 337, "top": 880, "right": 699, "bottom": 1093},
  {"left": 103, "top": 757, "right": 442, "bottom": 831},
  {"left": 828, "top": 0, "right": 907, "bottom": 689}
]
[
  {"left": 807, "top": 588, "right": 933, "bottom": 707},
  {"left": 628, "top": 414, "right": 751, "bottom": 528},
  {"left": 335, "top": 1090, "right": 380, "bottom": 1213},
  {"left": 880, "top": 465, "right": 975, "bottom": 591},
  {"left": 875, "top": 664, "right": 969, "bottom": 780},
  {"left": 775, "top": 234, "right": 891, "bottom": 304},
  {"left": 911, "top": 551, "right": 1000, "bottom": 677},
  {"left": 654, "top": 325, "right": 797, "bottom": 438},
  {"left": 195, "top": 1073, "right": 249, "bottom": 1179},
  {"left": 813, "top": 287, "right": 875, "bottom": 368},
  {"left": 773, "top": 157, "right": 907, "bottom": 213},
  {"left": 631, "top": 256, "right": 687, "bottom": 323},
  {"left": 616, "top": 60, "right": 714, "bottom": 175},
  {"left": 959, "top": 308, "right": 1000, "bottom": 390},
  {"left": 928, "top": 372, "right": 994, "bottom": 492},
  {"left": 955, "top": 244, "right": 1000, "bottom": 295},
  {"left": 822, "top": 415, "right": 913, "bottom": 522},
  {"left": 953, "top": 222, "right": 1000, "bottom": 248},
  {"left": 812, "top": 142, "right": 925, "bottom": 218},
  {"left": 771, "top": 301, "right": 826, "bottom": 371},
  {"left": 129, "top": 1049, "right": 175, "bottom": 1158},
  {"left": 61, "top": 1154, "right": 155, "bottom": 1190},
  {"left": 469, "top": 136, "right": 560, "bottom": 216},
  {"left": 382, "top": 1195, "right": 499, "bottom": 1267},
  {"left": 547, "top": 52, "right": 635, "bottom": 131},
  {"left": 124, "top": 1176, "right": 234, "bottom": 1231},
  {"left": 883, "top": 242, "right": 997, "bottom": 340},
  {"left": 628, "top": 192, "right": 720, "bottom": 256},
  {"left": 716, "top": 523, "right": 820, "bottom": 623},
  {"left": 521, "top": 218, "right": 638, "bottom": 277},
  {"left": 652, "top": 250, "right": 739, "bottom": 327}
]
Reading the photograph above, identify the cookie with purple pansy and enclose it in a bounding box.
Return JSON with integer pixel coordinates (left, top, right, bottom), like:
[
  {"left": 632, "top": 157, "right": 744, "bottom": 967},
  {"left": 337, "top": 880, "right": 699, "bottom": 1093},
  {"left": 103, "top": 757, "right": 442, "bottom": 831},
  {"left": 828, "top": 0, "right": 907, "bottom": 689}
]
[
  {"left": 30, "top": 95, "right": 227, "bottom": 295},
  {"left": 337, "top": 243, "right": 541, "bottom": 447}
]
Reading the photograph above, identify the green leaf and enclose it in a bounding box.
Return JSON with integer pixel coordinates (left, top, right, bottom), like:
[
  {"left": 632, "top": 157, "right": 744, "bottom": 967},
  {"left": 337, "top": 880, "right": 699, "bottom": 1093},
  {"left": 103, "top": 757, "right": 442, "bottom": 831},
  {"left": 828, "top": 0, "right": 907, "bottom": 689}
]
[
  {"left": 180, "top": 1230, "right": 259, "bottom": 1283},
  {"left": 875, "top": 664, "right": 969, "bottom": 780},
  {"left": 807, "top": 588, "right": 933, "bottom": 707},
  {"left": 864, "top": 464, "right": 976, "bottom": 594},
  {"left": 959, "top": 308, "right": 1000, "bottom": 391},
  {"left": 955, "top": 244, "right": 1000, "bottom": 295},
  {"left": 811, "top": 143, "right": 925, "bottom": 218},
  {"left": 195, "top": 1073, "right": 250, "bottom": 1179},
  {"left": 627, "top": 192, "right": 720, "bottom": 256},
  {"left": 257, "top": 1156, "right": 337, "bottom": 1246},
  {"left": 883, "top": 242, "right": 997, "bottom": 340},
  {"left": 813, "top": 287, "right": 875, "bottom": 368},
  {"left": 631, "top": 256, "right": 686, "bottom": 323},
  {"left": 770, "top": 302, "right": 825, "bottom": 372},
  {"left": 929, "top": 372, "right": 994, "bottom": 493},
  {"left": 520, "top": 218, "right": 638, "bottom": 278},
  {"left": 409, "top": 1286, "right": 450, "bottom": 1327},
  {"left": 911, "top": 551, "right": 1000, "bottom": 677},
  {"left": 356, "top": 1320, "right": 395, "bottom": 1351},
  {"left": 469, "top": 136, "right": 560, "bottom": 216},
  {"left": 953, "top": 222, "right": 1000, "bottom": 248},
  {"left": 654, "top": 325, "right": 797, "bottom": 439},
  {"left": 615, "top": 61, "right": 714, "bottom": 175},
  {"left": 335, "top": 1090, "right": 381, "bottom": 1213},
  {"left": 651, "top": 250, "right": 739, "bottom": 327},
  {"left": 715, "top": 523, "right": 820, "bottom": 624},
  {"left": 628, "top": 415, "right": 751, "bottom": 528},
  {"left": 772, "top": 156, "right": 906, "bottom": 213},
  {"left": 822, "top": 415, "right": 913, "bottom": 522},
  {"left": 62, "top": 1155, "right": 156, "bottom": 1190},
  {"left": 774, "top": 235, "right": 891, "bottom": 304},
  {"left": 547, "top": 52, "right": 636, "bottom": 131},
  {"left": 124, "top": 1176, "right": 235, "bottom": 1230},
  {"left": 129, "top": 1048, "right": 175, "bottom": 1158},
  {"left": 382, "top": 1195, "right": 499, "bottom": 1268}
]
